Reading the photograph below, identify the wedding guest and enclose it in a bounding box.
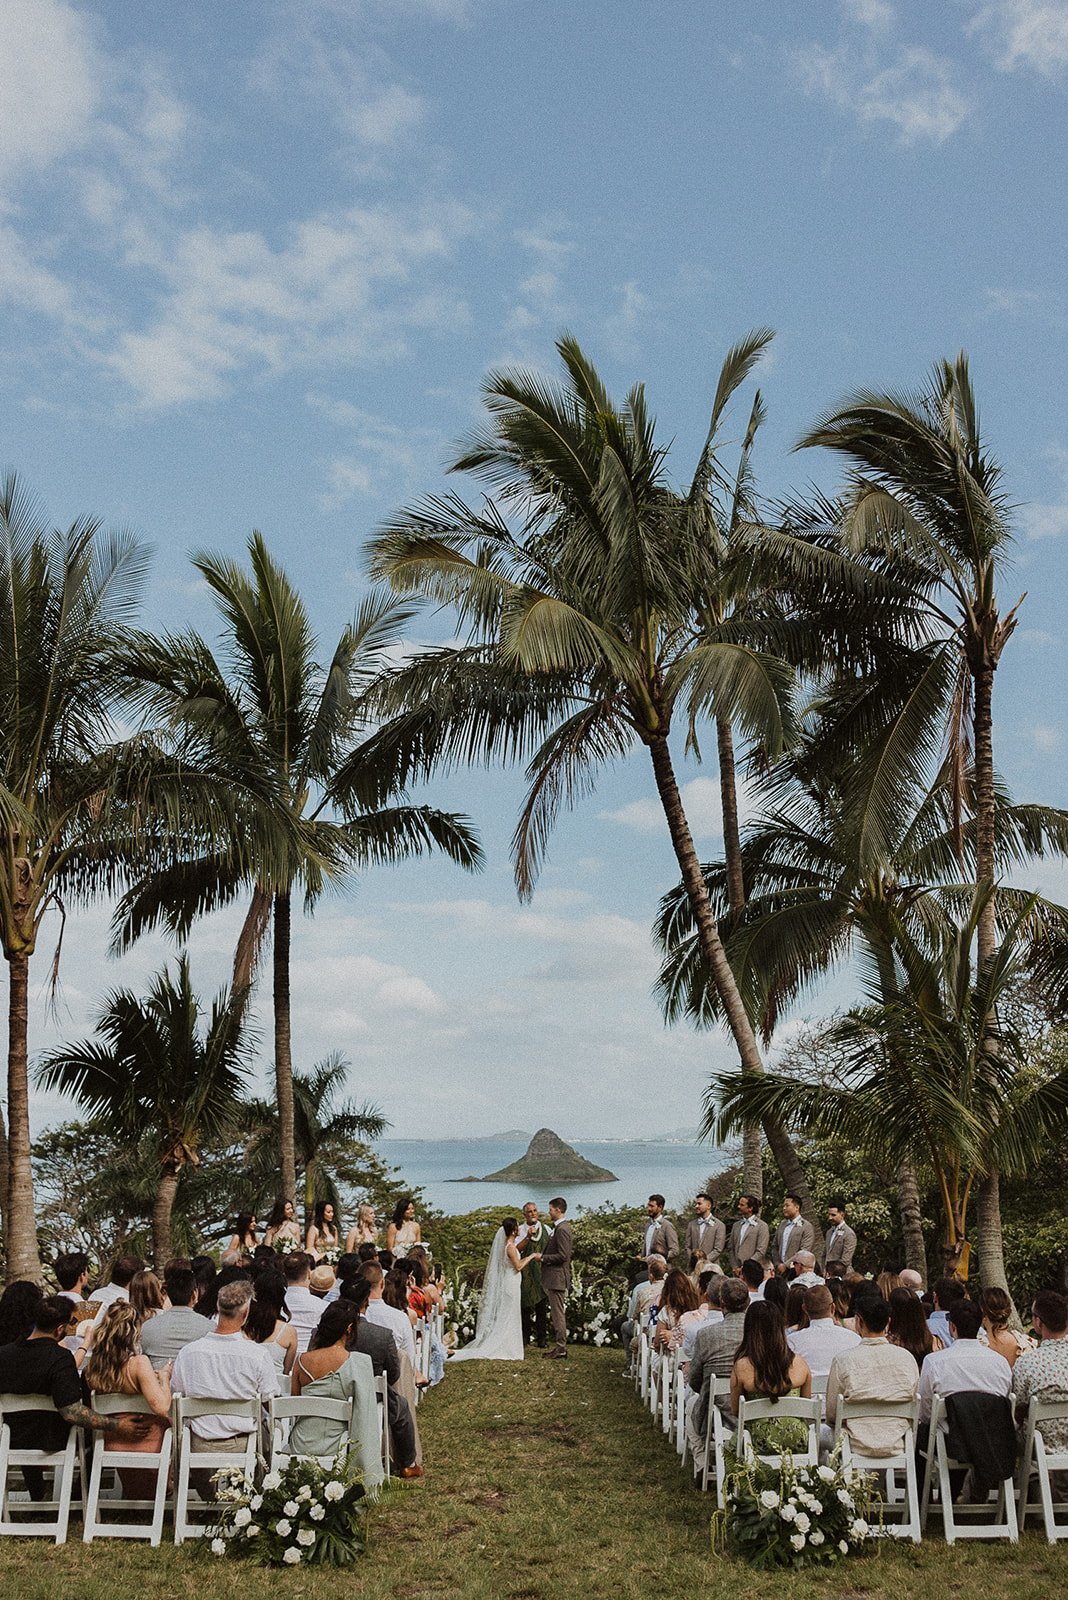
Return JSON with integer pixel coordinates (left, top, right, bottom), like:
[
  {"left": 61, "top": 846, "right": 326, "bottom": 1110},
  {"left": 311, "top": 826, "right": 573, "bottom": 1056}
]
[
  {"left": 386, "top": 1197, "right": 421, "bottom": 1258},
  {"left": 264, "top": 1199, "right": 301, "bottom": 1251},
  {"left": 622, "top": 1256, "right": 666, "bottom": 1352},
  {"left": 773, "top": 1194, "right": 814, "bottom": 1273},
  {"left": 729, "top": 1195, "right": 769, "bottom": 1268},
  {"left": 979, "top": 1286, "right": 1032, "bottom": 1366},
  {"left": 829, "top": 1278, "right": 852, "bottom": 1322},
  {"left": 84, "top": 1303, "right": 172, "bottom": 1495},
  {"left": 641, "top": 1195, "right": 680, "bottom": 1266},
  {"left": 53, "top": 1252, "right": 89, "bottom": 1306},
  {"left": 310, "top": 1265, "right": 338, "bottom": 1300},
  {"left": 129, "top": 1269, "right": 165, "bottom": 1322},
  {"left": 824, "top": 1199, "right": 858, "bottom": 1273},
  {"left": 406, "top": 1258, "right": 447, "bottom": 1386},
  {"left": 876, "top": 1269, "right": 902, "bottom": 1301},
  {"left": 927, "top": 1276, "right": 967, "bottom": 1348},
  {"left": 918, "top": 1299, "right": 1012, "bottom": 1426},
  {"left": 171, "top": 1281, "right": 281, "bottom": 1479},
  {"left": 740, "top": 1259, "right": 766, "bottom": 1302},
  {"left": 221, "top": 1213, "right": 259, "bottom": 1266},
  {"left": 686, "top": 1277, "right": 751, "bottom": 1469},
  {"left": 788, "top": 1285, "right": 860, "bottom": 1378},
  {"left": 305, "top": 1201, "right": 340, "bottom": 1262},
  {"left": 0, "top": 1282, "right": 45, "bottom": 1345},
  {"left": 1012, "top": 1290, "right": 1068, "bottom": 1469},
  {"left": 343, "top": 1281, "right": 423, "bottom": 1478},
  {"left": 91, "top": 1255, "right": 143, "bottom": 1322},
  {"left": 899, "top": 1268, "right": 925, "bottom": 1296},
  {"left": 653, "top": 1269, "right": 700, "bottom": 1357},
  {"left": 378, "top": 1249, "right": 396, "bottom": 1271},
  {"left": 191, "top": 1256, "right": 218, "bottom": 1318},
  {"left": 345, "top": 1204, "right": 379, "bottom": 1253},
  {"left": 360, "top": 1263, "right": 418, "bottom": 1371},
  {"left": 729, "top": 1301, "right": 812, "bottom": 1451},
  {"left": 383, "top": 1265, "right": 418, "bottom": 1324},
  {"left": 283, "top": 1253, "right": 322, "bottom": 1355},
  {"left": 678, "top": 1274, "right": 721, "bottom": 1367},
  {"left": 244, "top": 1281, "right": 298, "bottom": 1377},
  {"left": 289, "top": 1301, "right": 383, "bottom": 1490},
  {"left": 140, "top": 1265, "right": 209, "bottom": 1370},
  {"left": 790, "top": 1250, "right": 824, "bottom": 1288},
  {"left": 826, "top": 1296, "right": 919, "bottom": 1456},
  {"left": 357, "top": 1243, "right": 379, "bottom": 1264},
  {"left": 887, "top": 1285, "right": 943, "bottom": 1371},
  {"left": 781, "top": 1280, "right": 806, "bottom": 1330},
  {"left": 686, "top": 1193, "right": 725, "bottom": 1272}
]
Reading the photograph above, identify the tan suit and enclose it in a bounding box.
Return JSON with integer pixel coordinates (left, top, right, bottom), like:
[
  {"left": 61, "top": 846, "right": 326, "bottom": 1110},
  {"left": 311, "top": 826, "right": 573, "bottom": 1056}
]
[
  {"left": 824, "top": 1222, "right": 857, "bottom": 1270},
  {"left": 641, "top": 1216, "right": 679, "bottom": 1263},
  {"left": 685, "top": 1216, "right": 725, "bottom": 1269},
  {"left": 729, "top": 1216, "right": 770, "bottom": 1266},
  {"left": 773, "top": 1216, "right": 815, "bottom": 1267}
]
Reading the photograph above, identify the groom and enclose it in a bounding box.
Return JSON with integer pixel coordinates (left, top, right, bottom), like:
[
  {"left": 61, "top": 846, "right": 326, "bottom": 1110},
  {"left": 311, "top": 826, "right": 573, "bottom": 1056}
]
[{"left": 539, "top": 1197, "right": 572, "bottom": 1360}]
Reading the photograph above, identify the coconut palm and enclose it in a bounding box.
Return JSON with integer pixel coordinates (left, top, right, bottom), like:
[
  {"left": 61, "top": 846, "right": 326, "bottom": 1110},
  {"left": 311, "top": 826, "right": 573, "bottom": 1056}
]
[
  {"left": 36, "top": 957, "right": 251, "bottom": 1266},
  {"left": 366, "top": 332, "right": 854, "bottom": 1209},
  {"left": 115, "top": 534, "right": 481, "bottom": 1208},
  {"left": 242, "top": 1052, "right": 386, "bottom": 1224}
]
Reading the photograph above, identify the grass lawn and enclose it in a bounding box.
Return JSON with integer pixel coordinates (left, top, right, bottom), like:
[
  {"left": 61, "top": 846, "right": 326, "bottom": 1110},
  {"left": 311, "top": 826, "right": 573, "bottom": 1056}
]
[{"left": 0, "top": 1347, "right": 1063, "bottom": 1598}]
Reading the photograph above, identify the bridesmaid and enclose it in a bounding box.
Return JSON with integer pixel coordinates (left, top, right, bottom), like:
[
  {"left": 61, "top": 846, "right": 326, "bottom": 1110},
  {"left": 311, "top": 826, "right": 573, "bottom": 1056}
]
[{"left": 305, "top": 1200, "right": 340, "bottom": 1261}]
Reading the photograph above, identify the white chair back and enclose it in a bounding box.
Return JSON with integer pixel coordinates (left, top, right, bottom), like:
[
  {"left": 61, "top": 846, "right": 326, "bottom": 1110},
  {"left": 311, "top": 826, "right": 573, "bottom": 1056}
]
[
  {"left": 919, "top": 1392, "right": 1018, "bottom": 1544},
  {"left": 736, "top": 1394, "right": 821, "bottom": 1468},
  {"left": 374, "top": 1375, "right": 391, "bottom": 1477},
  {"left": 83, "top": 1392, "right": 172, "bottom": 1547},
  {"left": 1017, "top": 1395, "right": 1068, "bottom": 1543},
  {"left": 0, "top": 1392, "right": 86, "bottom": 1544},
  {"left": 172, "top": 1394, "right": 262, "bottom": 1545},
  {"left": 268, "top": 1394, "right": 352, "bottom": 1469},
  {"left": 833, "top": 1397, "right": 920, "bottom": 1542}
]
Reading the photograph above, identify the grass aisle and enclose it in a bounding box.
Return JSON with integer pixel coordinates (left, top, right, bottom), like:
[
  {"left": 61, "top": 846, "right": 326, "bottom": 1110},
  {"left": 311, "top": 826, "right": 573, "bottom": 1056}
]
[{"left": 0, "top": 1349, "right": 1064, "bottom": 1598}]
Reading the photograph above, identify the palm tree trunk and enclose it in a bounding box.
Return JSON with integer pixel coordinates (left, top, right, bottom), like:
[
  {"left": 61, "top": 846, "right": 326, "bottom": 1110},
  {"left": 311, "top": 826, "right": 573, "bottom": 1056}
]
[
  {"left": 975, "top": 1170, "right": 1012, "bottom": 1297},
  {"left": 648, "top": 734, "right": 812, "bottom": 1213},
  {"left": 896, "top": 1157, "right": 926, "bottom": 1282},
  {"left": 716, "top": 714, "right": 761, "bottom": 1193},
  {"left": 152, "top": 1168, "right": 180, "bottom": 1268},
  {"left": 6, "top": 952, "right": 42, "bottom": 1280},
  {"left": 273, "top": 890, "right": 297, "bottom": 1209},
  {"left": 0, "top": 1091, "right": 9, "bottom": 1247}
]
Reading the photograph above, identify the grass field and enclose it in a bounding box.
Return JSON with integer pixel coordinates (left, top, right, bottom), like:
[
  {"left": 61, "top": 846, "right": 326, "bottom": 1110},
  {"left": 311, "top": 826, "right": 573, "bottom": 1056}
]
[{"left": 0, "top": 1347, "right": 1064, "bottom": 1598}]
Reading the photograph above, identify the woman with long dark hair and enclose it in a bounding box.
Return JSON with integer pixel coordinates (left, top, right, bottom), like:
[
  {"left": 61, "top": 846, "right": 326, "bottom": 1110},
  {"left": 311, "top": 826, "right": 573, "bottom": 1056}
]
[
  {"left": 288, "top": 1300, "right": 383, "bottom": 1489},
  {"left": 264, "top": 1198, "right": 301, "bottom": 1251},
  {"left": 243, "top": 1269, "right": 297, "bottom": 1375},
  {"left": 887, "top": 1286, "right": 942, "bottom": 1370},
  {"left": 305, "top": 1200, "right": 340, "bottom": 1261},
  {"left": 0, "top": 1282, "right": 44, "bottom": 1345},
  {"left": 221, "top": 1212, "right": 259, "bottom": 1266},
  {"left": 385, "top": 1196, "right": 421, "bottom": 1258},
  {"left": 730, "top": 1300, "right": 811, "bottom": 1451}
]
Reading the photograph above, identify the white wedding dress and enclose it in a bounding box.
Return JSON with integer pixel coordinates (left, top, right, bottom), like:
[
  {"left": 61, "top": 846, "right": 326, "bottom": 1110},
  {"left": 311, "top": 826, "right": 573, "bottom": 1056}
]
[{"left": 450, "top": 1228, "right": 524, "bottom": 1362}]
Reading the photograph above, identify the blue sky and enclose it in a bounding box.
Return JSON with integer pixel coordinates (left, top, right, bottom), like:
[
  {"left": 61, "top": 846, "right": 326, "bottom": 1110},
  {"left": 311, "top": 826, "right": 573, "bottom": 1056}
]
[{"left": 4, "top": 0, "right": 1068, "bottom": 1140}]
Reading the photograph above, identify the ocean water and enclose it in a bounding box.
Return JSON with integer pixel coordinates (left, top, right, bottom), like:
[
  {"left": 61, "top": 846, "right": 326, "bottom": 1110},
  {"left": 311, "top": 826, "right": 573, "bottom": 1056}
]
[{"left": 375, "top": 1138, "right": 733, "bottom": 1216}]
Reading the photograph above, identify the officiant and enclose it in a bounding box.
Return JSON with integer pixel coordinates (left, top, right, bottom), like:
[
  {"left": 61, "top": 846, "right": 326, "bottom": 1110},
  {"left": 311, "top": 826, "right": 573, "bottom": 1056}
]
[{"left": 517, "top": 1201, "right": 550, "bottom": 1348}]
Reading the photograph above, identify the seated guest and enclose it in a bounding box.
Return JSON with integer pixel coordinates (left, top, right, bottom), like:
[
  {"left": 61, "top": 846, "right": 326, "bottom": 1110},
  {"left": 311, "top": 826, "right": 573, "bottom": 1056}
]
[
  {"left": 828, "top": 1278, "right": 852, "bottom": 1323},
  {"left": 790, "top": 1251, "right": 824, "bottom": 1288},
  {"left": 0, "top": 1296, "right": 150, "bottom": 1497},
  {"left": 139, "top": 1265, "right": 209, "bottom": 1370},
  {"left": 1012, "top": 1290, "right": 1068, "bottom": 1477},
  {"left": 53, "top": 1252, "right": 89, "bottom": 1306},
  {"left": 678, "top": 1274, "right": 721, "bottom": 1367},
  {"left": 623, "top": 1256, "right": 667, "bottom": 1352},
  {"left": 979, "top": 1286, "right": 1032, "bottom": 1366},
  {"left": 0, "top": 1281, "right": 45, "bottom": 1345},
  {"left": 360, "top": 1264, "right": 418, "bottom": 1372},
  {"left": 887, "top": 1285, "right": 943, "bottom": 1371},
  {"left": 686, "top": 1276, "right": 751, "bottom": 1470},
  {"left": 290, "top": 1300, "right": 383, "bottom": 1489},
  {"left": 309, "top": 1265, "right": 337, "bottom": 1301},
  {"left": 191, "top": 1256, "right": 218, "bottom": 1318},
  {"left": 344, "top": 1281, "right": 423, "bottom": 1478},
  {"left": 788, "top": 1284, "right": 860, "bottom": 1378},
  {"left": 171, "top": 1280, "right": 281, "bottom": 1466},
  {"left": 843, "top": 1279, "right": 884, "bottom": 1333},
  {"left": 899, "top": 1268, "right": 925, "bottom": 1297},
  {"left": 825, "top": 1296, "right": 919, "bottom": 1457},
  {"left": 243, "top": 1270, "right": 297, "bottom": 1377},
  {"left": 918, "top": 1298, "right": 1011, "bottom": 1427},
  {"left": 128, "top": 1270, "right": 165, "bottom": 1323},
  {"left": 383, "top": 1266, "right": 418, "bottom": 1324},
  {"left": 927, "top": 1276, "right": 967, "bottom": 1348},
  {"left": 283, "top": 1253, "right": 322, "bottom": 1355},
  {"left": 779, "top": 1280, "right": 804, "bottom": 1329},
  {"left": 653, "top": 1269, "right": 700, "bottom": 1357},
  {"left": 357, "top": 1243, "right": 379, "bottom": 1264},
  {"left": 91, "top": 1255, "right": 143, "bottom": 1322},
  {"left": 377, "top": 1249, "right": 396, "bottom": 1271},
  {"left": 740, "top": 1259, "right": 765, "bottom": 1302},
  {"left": 729, "top": 1301, "right": 812, "bottom": 1451},
  {"left": 84, "top": 1303, "right": 171, "bottom": 1495}
]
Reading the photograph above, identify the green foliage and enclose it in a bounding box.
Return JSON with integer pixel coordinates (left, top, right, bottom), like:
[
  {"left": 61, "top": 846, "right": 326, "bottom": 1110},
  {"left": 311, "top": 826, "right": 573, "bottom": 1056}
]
[
  {"left": 206, "top": 1454, "right": 377, "bottom": 1567},
  {"left": 714, "top": 1448, "right": 880, "bottom": 1569}
]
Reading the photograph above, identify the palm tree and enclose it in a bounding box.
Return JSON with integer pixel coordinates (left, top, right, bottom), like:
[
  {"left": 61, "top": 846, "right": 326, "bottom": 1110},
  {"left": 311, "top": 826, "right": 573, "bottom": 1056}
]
[
  {"left": 706, "top": 887, "right": 1068, "bottom": 1275},
  {"left": 367, "top": 332, "right": 840, "bottom": 1209},
  {"left": 242, "top": 1053, "right": 386, "bottom": 1224},
  {"left": 115, "top": 535, "right": 481, "bottom": 1207},
  {"left": 36, "top": 957, "right": 251, "bottom": 1265}
]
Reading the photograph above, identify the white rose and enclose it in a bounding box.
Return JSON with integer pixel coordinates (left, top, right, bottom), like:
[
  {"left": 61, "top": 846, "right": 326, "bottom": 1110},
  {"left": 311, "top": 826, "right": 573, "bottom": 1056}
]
[
  {"left": 282, "top": 1548, "right": 301, "bottom": 1566},
  {"left": 284, "top": 1500, "right": 299, "bottom": 1517},
  {"left": 233, "top": 1508, "right": 251, "bottom": 1528},
  {"left": 245, "top": 1524, "right": 259, "bottom": 1539},
  {"left": 810, "top": 1500, "right": 823, "bottom": 1515},
  {"left": 249, "top": 1495, "right": 262, "bottom": 1511},
  {"left": 324, "top": 1481, "right": 345, "bottom": 1502},
  {"left": 809, "top": 1529, "right": 824, "bottom": 1546},
  {"left": 309, "top": 1505, "right": 325, "bottom": 1521},
  {"left": 262, "top": 1471, "right": 281, "bottom": 1490},
  {"left": 275, "top": 1518, "right": 292, "bottom": 1537},
  {"left": 837, "top": 1489, "right": 852, "bottom": 1506},
  {"left": 817, "top": 1465, "right": 835, "bottom": 1483},
  {"left": 838, "top": 1540, "right": 849, "bottom": 1554},
  {"left": 780, "top": 1503, "right": 797, "bottom": 1522},
  {"left": 794, "top": 1513, "right": 811, "bottom": 1534},
  {"left": 790, "top": 1532, "right": 805, "bottom": 1551},
  {"left": 296, "top": 1528, "right": 316, "bottom": 1547},
  {"left": 850, "top": 1518, "right": 868, "bottom": 1538},
  {"left": 297, "top": 1486, "right": 312, "bottom": 1502},
  {"left": 210, "top": 1538, "right": 227, "bottom": 1556},
  {"left": 759, "top": 1490, "right": 779, "bottom": 1509}
]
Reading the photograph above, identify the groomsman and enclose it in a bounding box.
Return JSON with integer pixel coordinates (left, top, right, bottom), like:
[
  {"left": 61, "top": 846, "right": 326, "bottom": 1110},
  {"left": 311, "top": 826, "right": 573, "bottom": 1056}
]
[
  {"left": 685, "top": 1193, "right": 725, "bottom": 1271},
  {"left": 728, "top": 1194, "right": 769, "bottom": 1267},
  {"left": 824, "top": 1198, "right": 858, "bottom": 1272},
  {"left": 773, "top": 1194, "right": 815, "bottom": 1272},
  {"left": 640, "top": 1195, "right": 679, "bottom": 1265}
]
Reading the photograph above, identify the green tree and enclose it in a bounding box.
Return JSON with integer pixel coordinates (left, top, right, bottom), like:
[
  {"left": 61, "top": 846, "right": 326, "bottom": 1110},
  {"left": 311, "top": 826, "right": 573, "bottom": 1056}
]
[
  {"left": 37, "top": 956, "right": 251, "bottom": 1265},
  {"left": 116, "top": 536, "right": 482, "bottom": 1208}
]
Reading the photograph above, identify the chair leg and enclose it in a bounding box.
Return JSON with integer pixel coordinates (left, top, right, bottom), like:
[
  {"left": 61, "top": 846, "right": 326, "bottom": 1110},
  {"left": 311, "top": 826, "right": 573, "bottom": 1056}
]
[
  {"left": 937, "top": 1437, "right": 956, "bottom": 1544},
  {"left": 83, "top": 1441, "right": 103, "bottom": 1544}
]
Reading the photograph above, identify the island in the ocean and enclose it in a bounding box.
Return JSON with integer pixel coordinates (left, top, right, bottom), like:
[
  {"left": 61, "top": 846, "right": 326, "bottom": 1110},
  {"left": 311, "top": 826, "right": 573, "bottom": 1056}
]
[{"left": 454, "top": 1127, "right": 618, "bottom": 1184}]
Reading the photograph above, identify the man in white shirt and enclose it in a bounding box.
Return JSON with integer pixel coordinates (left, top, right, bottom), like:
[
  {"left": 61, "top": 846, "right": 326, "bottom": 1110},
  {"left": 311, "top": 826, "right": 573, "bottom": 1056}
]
[
  {"left": 360, "top": 1264, "right": 418, "bottom": 1370},
  {"left": 919, "top": 1299, "right": 1011, "bottom": 1426},
  {"left": 789, "top": 1285, "right": 860, "bottom": 1377},
  {"left": 826, "top": 1297, "right": 919, "bottom": 1457},
  {"left": 283, "top": 1253, "right": 322, "bottom": 1355},
  {"left": 90, "top": 1255, "right": 143, "bottom": 1325},
  {"left": 171, "top": 1280, "right": 280, "bottom": 1459},
  {"left": 53, "top": 1252, "right": 89, "bottom": 1306}
]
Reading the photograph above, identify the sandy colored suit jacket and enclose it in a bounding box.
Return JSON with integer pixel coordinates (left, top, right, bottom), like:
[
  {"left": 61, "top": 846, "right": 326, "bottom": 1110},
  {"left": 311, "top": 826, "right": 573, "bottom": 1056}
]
[
  {"left": 773, "top": 1216, "right": 815, "bottom": 1267},
  {"left": 685, "top": 1217, "right": 726, "bottom": 1268},
  {"left": 824, "top": 1222, "right": 858, "bottom": 1271},
  {"left": 641, "top": 1216, "right": 679, "bottom": 1263},
  {"left": 729, "top": 1216, "right": 770, "bottom": 1266}
]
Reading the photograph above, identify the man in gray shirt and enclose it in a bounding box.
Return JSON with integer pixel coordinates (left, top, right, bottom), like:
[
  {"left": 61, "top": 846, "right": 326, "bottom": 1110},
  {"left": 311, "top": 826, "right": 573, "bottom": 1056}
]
[
  {"left": 685, "top": 1276, "right": 749, "bottom": 1469},
  {"left": 139, "top": 1264, "right": 209, "bottom": 1370}
]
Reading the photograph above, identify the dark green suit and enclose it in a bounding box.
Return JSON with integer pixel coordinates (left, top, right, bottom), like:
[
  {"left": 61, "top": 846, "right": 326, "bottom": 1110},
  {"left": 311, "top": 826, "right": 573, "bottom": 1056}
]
[{"left": 519, "top": 1219, "right": 549, "bottom": 1347}]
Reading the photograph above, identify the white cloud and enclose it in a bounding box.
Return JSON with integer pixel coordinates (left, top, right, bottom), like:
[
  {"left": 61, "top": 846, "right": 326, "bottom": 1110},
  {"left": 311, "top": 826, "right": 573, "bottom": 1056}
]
[
  {"left": 797, "top": 42, "right": 970, "bottom": 143},
  {"left": 839, "top": 0, "right": 896, "bottom": 28},
  {"left": 1019, "top": 447, "right": 1068, "bottom": 539},
  {"left": 970, "top": 1, "right": 1068, "bottom": 76},
  {"left": 0, "top": 0, "right": 105, "bottom": 187},
  {"left": 1032, "top": 723, "right": 1061, "bottom": 752},
  {"left": 599, "top": 776, "right": 755, "bottom": 842},
  {"left": 307, "top": 392, "right": 446, "bottom": 508},
  {"left": 603, "top": 280, "right": 651, "bottom": 360}
]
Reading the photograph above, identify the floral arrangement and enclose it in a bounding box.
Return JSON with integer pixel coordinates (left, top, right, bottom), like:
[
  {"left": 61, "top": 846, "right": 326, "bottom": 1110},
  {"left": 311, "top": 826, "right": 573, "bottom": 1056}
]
[
  {"left": 317, "top": 1243, "right": 342, "bottom": 1266},
  {"left": 713, "top": 1448, "right": 880, "bottom": 1569},
  {"left": 441, "top": 1267, "right": 624, "bottom": 1347},
  {"left": 207, "top": 1454, "right": 372, "bottom": 1567},
  {"left": 273, "top": 1233, "right": 298, "bottom": 1256}
]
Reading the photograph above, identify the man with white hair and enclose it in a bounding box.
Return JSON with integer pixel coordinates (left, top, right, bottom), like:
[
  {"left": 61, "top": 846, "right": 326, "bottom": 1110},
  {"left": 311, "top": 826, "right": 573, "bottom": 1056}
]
[
  {"left": 900, "top": 1269, "right": 924, "bottom": 1296},
  {"left": 171, "top": 1279, "right": 280, "bottom": 1464},
  {"left": 790, "top": 1251, "right": 824, "bottom": 1287}
]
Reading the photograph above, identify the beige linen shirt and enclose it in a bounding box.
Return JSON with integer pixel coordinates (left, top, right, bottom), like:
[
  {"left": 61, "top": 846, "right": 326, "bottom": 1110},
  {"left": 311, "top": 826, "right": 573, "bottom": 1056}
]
[{"left": 825, "top": 1335, "right": 919, "bottom": 1457}]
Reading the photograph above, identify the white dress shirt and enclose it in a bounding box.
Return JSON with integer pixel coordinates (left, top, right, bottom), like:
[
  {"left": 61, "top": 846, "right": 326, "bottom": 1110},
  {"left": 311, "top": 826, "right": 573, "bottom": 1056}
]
[
  {"left": 171, "top": 1330, "right": 281, "bottom": 1438},
  {"left": 284, "top": 1285, "right": 323, "bottom": 1355},
  {"left": 90, "top": 1282, "right": 129, "bottom": 1326},
  {"left": 918, "top": 1337, "right": 1012, "bottom": 1424},
  {"left": 788, "top": 1317, "right": 861, "bottom": 1376},
  {"left": 362, "top": 1298, "right": 418, "bottom": 1368}
]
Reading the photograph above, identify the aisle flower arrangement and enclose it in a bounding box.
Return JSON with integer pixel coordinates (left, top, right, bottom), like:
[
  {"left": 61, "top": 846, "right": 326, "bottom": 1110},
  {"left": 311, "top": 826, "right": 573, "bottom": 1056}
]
[
  {"left": 713, "top": 1450, "right": 880, "bottom": 1569},
  {"left": 566, "top": 1273, "right": 624, "bottom": 1345},
  {"left": 207, "top": 1455, "right": 375, "bottom": 1567}
]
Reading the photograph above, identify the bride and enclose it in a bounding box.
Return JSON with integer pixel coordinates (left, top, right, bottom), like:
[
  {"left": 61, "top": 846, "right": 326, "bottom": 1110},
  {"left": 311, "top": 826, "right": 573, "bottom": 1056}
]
[{"left": 451, "top": 1218, "right": 538, "bottom": 1363}]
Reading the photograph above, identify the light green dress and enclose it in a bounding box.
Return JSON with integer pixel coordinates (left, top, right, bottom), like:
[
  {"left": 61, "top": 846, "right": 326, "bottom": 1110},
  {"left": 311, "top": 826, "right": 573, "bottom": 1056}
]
[{"left": 289, "top": 1350, "right": 383, "bottom": 1491}]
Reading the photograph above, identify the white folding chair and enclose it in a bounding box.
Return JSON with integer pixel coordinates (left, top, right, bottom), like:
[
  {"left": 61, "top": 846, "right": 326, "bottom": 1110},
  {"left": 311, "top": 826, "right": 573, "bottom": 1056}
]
[
  {"left": 736, "top": 1395, "right": 821, "bottom": 1469},
  {"left": 809, "top": 1372, "right": 828, "bottom": 1399},
  {"left": 172, "top": 1395, "right": 261, "bottom": 1544},
  {"left": 659, "top": 1348, "right": 675, "bottom": 1436},
  {"left": 268, "top": 1395, "right": 352, "bottom": 1470},
  {"left": 1017, "top": 1396, "right": 1068, "bottom": 1543},
  {"left": 0, "top": 1393, "right": 86, "bottom": 1543},
  {"left": 673, "top": 1358, "right": 688, "bottom": 1458},
  {"left": 637, "top": 1331, "right": 651, "bottom": 1402},
  {"left": 833, "top": 1397, "right": 921, "bottom": 1542},
  {"left": 82, "top": 1393, "right": 172, "bottom": 1546},
  {"left": 375, "top": 1375, "right": 391, "bottom": 1478},
  {"left": 919, "top": 1392, "right": 1018, "bottom": 1543},
  {"left": 699, "top": 1377, "right": 729, "bottom": 1505}
]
